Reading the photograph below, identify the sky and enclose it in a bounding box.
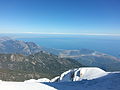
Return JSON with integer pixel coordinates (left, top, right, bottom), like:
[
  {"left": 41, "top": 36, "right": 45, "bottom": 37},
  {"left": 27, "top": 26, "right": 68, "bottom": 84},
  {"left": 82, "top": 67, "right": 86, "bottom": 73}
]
[{"left": 0, "top": 0, "right": 120, "bottom": 34}]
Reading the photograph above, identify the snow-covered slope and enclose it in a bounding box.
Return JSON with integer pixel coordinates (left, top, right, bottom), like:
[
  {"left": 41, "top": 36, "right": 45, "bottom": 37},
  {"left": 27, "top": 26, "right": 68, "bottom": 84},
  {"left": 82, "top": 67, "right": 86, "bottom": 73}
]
[
  {"left": 0, "top": 67, "right": 120, "bottom": 90},
  {"left": 45, "top": 72, "right": 120, "bottom": 90},
  {"left": 52, "top": 67, "right": 108, "bottom": 82},
  {"left": 0, "top": 82, "right": 56, "bottom": 90}
]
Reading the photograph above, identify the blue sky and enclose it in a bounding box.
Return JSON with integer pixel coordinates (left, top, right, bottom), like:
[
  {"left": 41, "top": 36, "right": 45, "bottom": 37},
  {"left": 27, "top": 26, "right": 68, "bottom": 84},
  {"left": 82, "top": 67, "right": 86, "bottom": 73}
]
[{"left": 0, "top": 0, "right": 120, "bottom": 34}]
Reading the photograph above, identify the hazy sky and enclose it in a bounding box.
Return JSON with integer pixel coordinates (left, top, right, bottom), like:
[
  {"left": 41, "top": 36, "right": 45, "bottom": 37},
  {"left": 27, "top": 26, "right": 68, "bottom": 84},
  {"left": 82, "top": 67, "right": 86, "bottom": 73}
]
[{"left": 0, "top": 0, "right": 120, "bottom": 34}]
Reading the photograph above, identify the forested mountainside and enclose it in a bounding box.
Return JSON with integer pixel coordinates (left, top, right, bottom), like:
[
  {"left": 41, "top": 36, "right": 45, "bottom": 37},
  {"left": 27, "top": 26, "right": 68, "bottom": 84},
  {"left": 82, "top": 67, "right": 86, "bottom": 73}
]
[{"left": 0, "top": 51, "right": 83, "bottom": 81}]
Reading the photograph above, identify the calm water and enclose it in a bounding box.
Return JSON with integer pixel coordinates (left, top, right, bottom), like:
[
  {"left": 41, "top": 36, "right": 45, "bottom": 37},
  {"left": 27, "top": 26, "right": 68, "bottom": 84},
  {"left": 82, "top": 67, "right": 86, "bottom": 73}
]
[{"left": 16, "top": 35, "right": 120, "bottom": 57}]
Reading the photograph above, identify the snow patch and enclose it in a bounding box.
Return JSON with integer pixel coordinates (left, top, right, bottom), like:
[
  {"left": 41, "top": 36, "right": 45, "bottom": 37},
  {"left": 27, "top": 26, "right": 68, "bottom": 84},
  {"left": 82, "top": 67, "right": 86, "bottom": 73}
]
[
  {"left": 24, "top": 78, "right": 50, "bottom": 83},
  {"left": 50, "top": 76, "right": 60, "bottom": 82}
]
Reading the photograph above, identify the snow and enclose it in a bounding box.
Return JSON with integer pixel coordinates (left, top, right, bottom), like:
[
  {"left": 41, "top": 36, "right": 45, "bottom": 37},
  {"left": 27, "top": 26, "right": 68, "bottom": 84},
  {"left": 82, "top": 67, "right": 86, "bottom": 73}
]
[
  {"left": 44, "top": 72, "right": 120, "bottom": 90},
  {"left": 58, "top": 67, "right": 108, "bottom": 82},
  {"left": 0, "top": 67, "right": 120, "bottom": 90},
  {"left": 0, "top": 82, "right": 56, "bottom": 90},
  {"left": 24, "top": 78, "right": 50, "bottom": 83},
  {"left": 59, "top": 69, "right": 74, "bottom": 82},
  {"left": 50, "top": 76, "right": 60, "bottom": 82},
  {"left": 74, "top": 67, "right": 107, "bottom": 81}
]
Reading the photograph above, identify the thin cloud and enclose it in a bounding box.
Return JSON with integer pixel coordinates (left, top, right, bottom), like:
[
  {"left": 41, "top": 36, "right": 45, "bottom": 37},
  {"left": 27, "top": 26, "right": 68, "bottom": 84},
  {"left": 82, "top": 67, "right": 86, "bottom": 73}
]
[{"left": 0, "top": 32, "right": 120, "bottom": 36}]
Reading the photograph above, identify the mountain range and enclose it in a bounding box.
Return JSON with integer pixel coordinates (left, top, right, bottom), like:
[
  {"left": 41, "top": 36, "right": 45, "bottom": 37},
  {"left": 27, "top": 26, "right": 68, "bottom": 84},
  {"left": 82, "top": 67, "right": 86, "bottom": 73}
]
[
  {"left": 0, "top": 37, "right": 120, "bottom": 81},
  {"left": 0, "top": 37, "right": 120, "bottom": 71}
]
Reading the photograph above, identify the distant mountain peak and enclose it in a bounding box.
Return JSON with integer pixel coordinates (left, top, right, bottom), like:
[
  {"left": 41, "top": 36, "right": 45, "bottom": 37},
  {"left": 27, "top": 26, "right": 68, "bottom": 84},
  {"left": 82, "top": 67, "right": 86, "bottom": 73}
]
[{"left": 0, "top": 36, "right": 13, "bottom": 42}]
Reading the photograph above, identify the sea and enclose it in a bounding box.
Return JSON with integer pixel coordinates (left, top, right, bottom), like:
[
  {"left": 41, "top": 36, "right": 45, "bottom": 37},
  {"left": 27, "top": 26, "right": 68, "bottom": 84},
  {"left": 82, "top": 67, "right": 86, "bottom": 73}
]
[{"left": 14, "top": 34, "right": 120, "bottom": 58}]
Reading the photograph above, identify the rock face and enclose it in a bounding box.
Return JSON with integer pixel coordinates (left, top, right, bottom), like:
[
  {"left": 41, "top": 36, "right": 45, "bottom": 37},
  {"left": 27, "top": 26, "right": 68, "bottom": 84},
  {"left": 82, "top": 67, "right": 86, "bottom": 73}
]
[
  {"left": 51, "top": 67, "right": 108, "bottom": 82},
  {"left": 0, "top": 52, "right": 83, "bottom": 81}
]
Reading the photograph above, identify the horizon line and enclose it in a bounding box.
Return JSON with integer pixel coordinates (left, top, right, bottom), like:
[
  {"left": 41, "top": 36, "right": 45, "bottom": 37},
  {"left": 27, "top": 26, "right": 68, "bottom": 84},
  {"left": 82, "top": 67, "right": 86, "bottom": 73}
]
[{"left": 0, "top": 32, "right": 120, "bottom": 36}]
